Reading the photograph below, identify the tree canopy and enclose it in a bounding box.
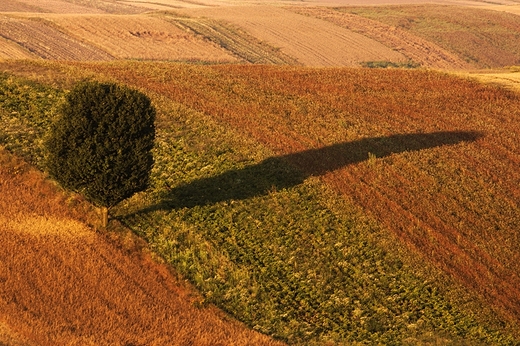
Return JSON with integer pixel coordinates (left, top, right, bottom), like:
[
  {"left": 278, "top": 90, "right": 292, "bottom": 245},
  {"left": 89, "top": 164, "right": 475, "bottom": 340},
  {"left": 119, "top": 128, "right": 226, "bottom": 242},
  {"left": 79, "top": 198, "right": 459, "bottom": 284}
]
[{"left": 45, "top": 81, "right": 156, "bottom": 224}]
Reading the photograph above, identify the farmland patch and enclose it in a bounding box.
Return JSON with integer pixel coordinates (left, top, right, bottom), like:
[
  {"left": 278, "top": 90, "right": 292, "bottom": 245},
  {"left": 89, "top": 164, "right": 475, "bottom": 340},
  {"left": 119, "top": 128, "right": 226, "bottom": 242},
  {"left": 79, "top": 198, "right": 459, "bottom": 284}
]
[
  {"left": 291, "top": 7, "right": 471, "bottom": 69},
  {"left": 8, "top": 0, "right": 107, "bottom": 13},
  {"left": 177, "top": 6, "right": 408, "bottom": 67},
  {"left": 0, "top": 16, "right": 113, "bottom": 60},
  {"left": 343, "top": 4, "right": 520, "bottom": 68},
  {"left": 47, "top": 14, "right": 238, "bottom": 61}
]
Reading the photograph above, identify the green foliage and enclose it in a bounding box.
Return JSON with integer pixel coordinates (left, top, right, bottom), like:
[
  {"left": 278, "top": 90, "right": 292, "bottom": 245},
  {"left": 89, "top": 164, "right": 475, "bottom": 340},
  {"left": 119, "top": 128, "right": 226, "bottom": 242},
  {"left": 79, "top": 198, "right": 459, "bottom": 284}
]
[
  {"left": 44, "top": 80, "right": 156, "bottom": 208},
  {"left": 361, "top": 60, "right": 420, "bottom": 69},
  {"left": 0, "top": 73, "right": 64, "bottom": 167}
]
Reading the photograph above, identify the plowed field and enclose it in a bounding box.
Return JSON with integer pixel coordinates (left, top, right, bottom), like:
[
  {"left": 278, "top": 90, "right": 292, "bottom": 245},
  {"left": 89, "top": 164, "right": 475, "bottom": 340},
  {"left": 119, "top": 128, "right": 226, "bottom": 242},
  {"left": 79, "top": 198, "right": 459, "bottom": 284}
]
[
  {"left": 0, "top": 146, "right": 284, "bottom": 346},
  {"left": 12, "top": 0, "right": 105, "bottom": 13},
  {"left": 13, "top": 0, "right": 142, "bottom": 14},
  {"left": 1, "top": 0, "right": 520, "bottom": 68},
  {"left": 177, "top": 6, "right": 407, "bottom": 67},
  {"left": 291, "top": 7, "right": 471, "bottom": 69},
  {"left": 46, "top": 14, "right": 238, "bottom": 62},
  {"left": 0, "top": 36, "right": 35, "bottom": 59},
  {"left": 0, "top": 16, "right": 113, "bottom": 60}
]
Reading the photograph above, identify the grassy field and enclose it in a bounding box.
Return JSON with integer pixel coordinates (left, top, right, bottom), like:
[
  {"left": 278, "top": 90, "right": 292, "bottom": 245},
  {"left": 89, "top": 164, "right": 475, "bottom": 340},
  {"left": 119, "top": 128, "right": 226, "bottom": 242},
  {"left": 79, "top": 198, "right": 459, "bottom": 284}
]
[{"left": 1, "top": 60, "right": 520, "bottom": 344}]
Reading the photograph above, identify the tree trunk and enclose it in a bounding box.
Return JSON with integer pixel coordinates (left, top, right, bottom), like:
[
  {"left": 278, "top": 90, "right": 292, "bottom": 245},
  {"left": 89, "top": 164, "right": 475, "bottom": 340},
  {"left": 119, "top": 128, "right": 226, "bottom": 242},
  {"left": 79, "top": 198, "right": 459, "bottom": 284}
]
[{"left": 100, "top": 206, "right": 109, "bottom": 229}]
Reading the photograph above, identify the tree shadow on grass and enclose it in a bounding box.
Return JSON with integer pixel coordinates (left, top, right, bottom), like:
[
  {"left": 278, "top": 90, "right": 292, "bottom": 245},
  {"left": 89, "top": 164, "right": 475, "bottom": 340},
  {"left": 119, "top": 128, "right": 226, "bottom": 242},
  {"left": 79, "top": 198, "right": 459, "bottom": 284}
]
[{"left": 143, "top": 131, "right": 482, "bottom": 210}]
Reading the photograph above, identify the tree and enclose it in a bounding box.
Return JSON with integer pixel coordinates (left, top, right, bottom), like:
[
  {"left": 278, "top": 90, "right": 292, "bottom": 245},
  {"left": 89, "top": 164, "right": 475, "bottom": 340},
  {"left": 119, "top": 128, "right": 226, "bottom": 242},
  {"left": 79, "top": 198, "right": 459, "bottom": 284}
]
[{"left": 45, "top": 81, "right": 156, "bottom": 228}]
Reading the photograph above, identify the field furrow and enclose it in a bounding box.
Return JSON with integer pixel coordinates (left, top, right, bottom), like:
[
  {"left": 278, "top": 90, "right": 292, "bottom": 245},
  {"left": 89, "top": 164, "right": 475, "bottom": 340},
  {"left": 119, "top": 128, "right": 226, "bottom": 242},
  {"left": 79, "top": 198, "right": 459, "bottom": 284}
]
[
  {"left": 0, "top": 36, "right": 36, "bottom": 59},
  {"left": 47, "top": 14, "right": 238, "bottom": 62},
  {"left": 177, "top": 6, "right": 407, "bottom": 67},
  {"left": 0, "top": 16, "right": 113, "bottom": 60},
  {"left": 2, "top": 0, "right": 109, "bottom": 13},
  {"left": 173, "top": 17, "right": 298, "bottom": 64},
  {"left": 291, "top": 7, "right": 471, "bottom": 69},
  {"left": 343, "top": 5, "right": 520, "bottom": 68}
]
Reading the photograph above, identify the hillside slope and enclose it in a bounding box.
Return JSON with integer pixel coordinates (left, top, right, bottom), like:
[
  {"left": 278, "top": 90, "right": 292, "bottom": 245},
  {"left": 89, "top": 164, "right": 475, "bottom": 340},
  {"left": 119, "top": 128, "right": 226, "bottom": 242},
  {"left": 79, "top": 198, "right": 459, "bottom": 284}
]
[
  {"left": 3, "top": 60, "right": 518, "bottom": 344},
  {"left": 0, "top": 147, "right": 283, "bottom": 345},
  {"left": 342, "top": 5, "right": 520, "bottom": 68}
]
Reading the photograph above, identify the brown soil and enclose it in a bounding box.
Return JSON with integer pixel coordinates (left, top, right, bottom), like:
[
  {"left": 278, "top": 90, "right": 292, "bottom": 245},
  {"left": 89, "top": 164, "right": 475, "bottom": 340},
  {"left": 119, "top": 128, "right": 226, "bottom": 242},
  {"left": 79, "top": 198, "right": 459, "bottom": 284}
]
[
  {"left": 0, "top": 146, "right": 284, "bottom": 346},
  {"left": 0, "top": 16, "right": 113, "bottom": 60}
]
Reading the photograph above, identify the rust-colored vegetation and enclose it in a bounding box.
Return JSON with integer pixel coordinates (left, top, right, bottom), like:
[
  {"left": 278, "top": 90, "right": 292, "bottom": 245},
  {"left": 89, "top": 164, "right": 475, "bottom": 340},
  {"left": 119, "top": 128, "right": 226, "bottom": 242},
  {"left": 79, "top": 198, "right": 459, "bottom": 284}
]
[
  {"left": 0, "top": 146, "right": 284, "bottom": 345},
  {"left": 77, "top": 62, "right": 520, "bottom": 326}
]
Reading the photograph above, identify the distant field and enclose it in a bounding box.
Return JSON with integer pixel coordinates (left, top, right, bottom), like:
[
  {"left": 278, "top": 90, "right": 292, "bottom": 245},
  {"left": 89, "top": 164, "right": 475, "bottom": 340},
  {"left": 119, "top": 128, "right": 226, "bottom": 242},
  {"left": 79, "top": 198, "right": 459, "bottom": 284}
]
[
  {"left": 0, "top": 15, "right": 113, "bottom": 60},
  {"left": 175, "top": 5, "right": 408, "bottom": 67},
  {"left": 2, "top": 0, "right": 520, "bottom": 68},
  {"left": 343, "top": 5, "right": 520, "bottom": 68},
  {"left": 290, "top": 6, "right": 470, "bottom": 69},
  {"left": 47, "top": 14, "right": 238, "bottom": 62}
]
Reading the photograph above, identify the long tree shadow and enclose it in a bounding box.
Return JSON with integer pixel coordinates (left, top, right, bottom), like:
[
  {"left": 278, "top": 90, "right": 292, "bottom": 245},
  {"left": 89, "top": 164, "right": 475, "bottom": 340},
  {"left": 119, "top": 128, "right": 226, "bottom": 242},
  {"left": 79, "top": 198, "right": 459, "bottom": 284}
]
[{"left": 145, "top": 131, "right": 482, "bottom": 210}]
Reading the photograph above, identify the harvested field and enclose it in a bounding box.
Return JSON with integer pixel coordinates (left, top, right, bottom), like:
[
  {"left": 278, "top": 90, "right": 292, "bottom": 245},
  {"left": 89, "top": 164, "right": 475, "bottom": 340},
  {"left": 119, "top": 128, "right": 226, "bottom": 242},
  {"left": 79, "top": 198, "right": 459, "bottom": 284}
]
[
  {"left": 12, "top": 0, "right": 106, "bottom": 13},
  {"left": 0, "top": 0, "right": 46, "bottom": 13},
  {"left": 291, "top": 7, "right": 471, "bottom": 69},
  {"left": 0, "top": 16, "right": 113, "bottom": 60},
  {"left": 47, "top": 14, "right": 238, "bottom": 62},
  {"left": 345, "top": 5, "right": 520, "bottom": 68},
  {"left": 177, "top": 6, "right": 407, "bottom": 67},
  {"left": 1, "top": 0, "right": 520, "bottom": 67},
  {"left": 0, "top": 36, "right": 36, "bottom": 59},
  {"left": 0, "top": 146, "right": 284, "bottom": 346},
  {"left": 118, "top": 0, "right": 209, "bottom": 10},
  {"left": 9, "top": 0, "right": 145, "bottom": 14},
  {"left": 172, "top": 16, "right": 299, "bottom": 64}
]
